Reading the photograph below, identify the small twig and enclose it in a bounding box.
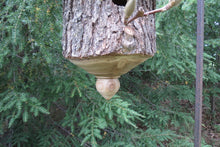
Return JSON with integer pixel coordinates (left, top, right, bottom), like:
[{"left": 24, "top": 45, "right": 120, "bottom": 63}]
[
  {"left": 126, "top": 7, "right": 145, "bottom": 25},
  {"left": 16, "top": 55, "right": 23, "bottom": 59},
  {"left": 126, "top": 1, "right": 178, "bottom": 25},
  {"left": 53, "top": 102, "right": 66, "bottom": 112},
  {"left": 126, "top": 7, "right": 168, "bottom": 25}
]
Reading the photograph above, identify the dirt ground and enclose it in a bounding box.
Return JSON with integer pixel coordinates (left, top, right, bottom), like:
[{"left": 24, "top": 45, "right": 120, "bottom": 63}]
[{"left": 203, "top": 97, "right": 220, "bottom": 146}]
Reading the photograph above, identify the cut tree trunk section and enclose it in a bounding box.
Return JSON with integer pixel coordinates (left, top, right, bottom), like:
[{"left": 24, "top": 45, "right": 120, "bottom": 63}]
[{"left": 62, "top": 0, "right": 157, "bottom": 99}]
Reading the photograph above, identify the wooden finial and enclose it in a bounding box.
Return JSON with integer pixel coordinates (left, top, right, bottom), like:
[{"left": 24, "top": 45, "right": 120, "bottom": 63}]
[{"left": 96, "top": 78, "right": 120, "bottom": 100}]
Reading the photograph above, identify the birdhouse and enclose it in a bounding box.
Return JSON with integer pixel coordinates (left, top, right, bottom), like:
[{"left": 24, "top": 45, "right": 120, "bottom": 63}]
[{"left": 62, "top": 0, "right": 156, "bottom": 100}]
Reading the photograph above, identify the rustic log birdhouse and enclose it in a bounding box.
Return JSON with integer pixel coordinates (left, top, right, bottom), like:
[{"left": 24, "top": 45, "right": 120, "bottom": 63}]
[{"left": 62, "top": 0, "right": 156, "bottom": 100}]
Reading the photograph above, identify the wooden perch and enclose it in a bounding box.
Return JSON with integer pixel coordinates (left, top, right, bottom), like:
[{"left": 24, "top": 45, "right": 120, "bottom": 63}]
[{"left": 126, "top": 0, "right": 182, "bottom": 25}]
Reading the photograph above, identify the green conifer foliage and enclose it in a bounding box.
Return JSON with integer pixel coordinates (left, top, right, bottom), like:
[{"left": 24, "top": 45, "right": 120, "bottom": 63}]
[{"left": 0, "top": 0, "right": 219, "bottom": 146}]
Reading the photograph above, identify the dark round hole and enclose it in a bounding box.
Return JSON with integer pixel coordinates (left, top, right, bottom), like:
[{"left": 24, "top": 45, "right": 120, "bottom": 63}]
[{"left": 112, "top": 0, "right": 127, "bottom": 6}]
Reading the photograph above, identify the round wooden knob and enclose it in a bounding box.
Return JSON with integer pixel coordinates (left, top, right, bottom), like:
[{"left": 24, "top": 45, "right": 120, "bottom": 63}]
[{"left": 96, "top": 78, "right": 120, "bottom": 100}]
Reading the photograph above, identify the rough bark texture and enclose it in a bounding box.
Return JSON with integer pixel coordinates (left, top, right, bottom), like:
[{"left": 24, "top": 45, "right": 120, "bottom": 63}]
[{"left": 62, "top": 0, "right": 156, "bottom": 59}]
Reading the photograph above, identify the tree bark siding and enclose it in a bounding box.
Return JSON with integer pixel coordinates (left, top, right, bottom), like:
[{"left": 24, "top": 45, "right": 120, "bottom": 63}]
[{"left": 62, "top": 0, "right": 156, "bottom": 59}]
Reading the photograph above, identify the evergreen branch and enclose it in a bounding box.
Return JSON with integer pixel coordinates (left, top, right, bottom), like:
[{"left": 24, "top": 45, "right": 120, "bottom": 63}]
[
  {"left": 133, "top": 132, "right": 193, "bottom": 143},
  {"left": 134, "top": 133, "right": 174, "bottom": 139},
  {"left": 14, "top": 0, "right": 26, "bottom": 43},
  {"left": 91, "top": 104, "right": 97, "bottom": 146},
  {"left": 48, "top": 116, "right": 91, "bottom": 147},
  {"left": 135, "top": 87, "right": 177, "bottom": 114}
]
